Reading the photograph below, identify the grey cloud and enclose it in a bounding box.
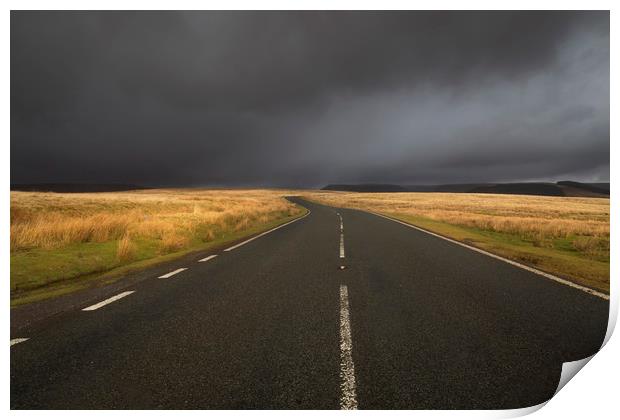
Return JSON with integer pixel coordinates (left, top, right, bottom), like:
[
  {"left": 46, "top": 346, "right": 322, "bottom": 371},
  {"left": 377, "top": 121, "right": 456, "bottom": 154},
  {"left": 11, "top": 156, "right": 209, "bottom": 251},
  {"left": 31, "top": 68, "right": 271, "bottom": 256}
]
[{"left": 10, "top": 11, "right": 609, "bottom": 187}]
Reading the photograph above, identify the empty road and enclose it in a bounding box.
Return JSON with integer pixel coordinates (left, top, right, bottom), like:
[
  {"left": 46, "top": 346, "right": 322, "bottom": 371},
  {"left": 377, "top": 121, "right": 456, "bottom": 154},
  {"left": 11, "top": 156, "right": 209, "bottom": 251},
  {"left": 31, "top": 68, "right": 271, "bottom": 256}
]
[{"left": 10, "top": 198, "right": 609, "bottom": 409}]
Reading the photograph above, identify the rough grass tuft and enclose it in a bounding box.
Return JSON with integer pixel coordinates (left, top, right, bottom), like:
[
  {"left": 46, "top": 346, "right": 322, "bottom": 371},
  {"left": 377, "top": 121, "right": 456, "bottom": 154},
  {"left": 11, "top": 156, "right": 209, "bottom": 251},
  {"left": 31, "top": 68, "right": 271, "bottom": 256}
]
[
  {"left": 159, "top": 232, "right": 190, "bottom": 253},
  {"left": 116, "top": 234, "right": 137, "bottom": 262}
]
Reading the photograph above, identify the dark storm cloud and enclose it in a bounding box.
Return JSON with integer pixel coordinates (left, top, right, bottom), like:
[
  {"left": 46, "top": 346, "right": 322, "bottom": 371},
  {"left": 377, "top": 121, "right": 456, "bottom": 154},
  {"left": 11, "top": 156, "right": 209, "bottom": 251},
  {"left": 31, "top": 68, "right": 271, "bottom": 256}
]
[{"left": 11, "top": 11, "right": 609, "bottom": 187}]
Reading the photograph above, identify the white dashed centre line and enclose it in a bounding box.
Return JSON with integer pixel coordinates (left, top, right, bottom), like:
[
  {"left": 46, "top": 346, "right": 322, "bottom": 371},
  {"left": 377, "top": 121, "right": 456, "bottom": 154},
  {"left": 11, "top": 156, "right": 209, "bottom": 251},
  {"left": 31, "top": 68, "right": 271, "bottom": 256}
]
[
  {"left": 339, "top": 214, "right": 345, "bottom": 258},
  {"left": 82, "top": 291, "right": 135, "bottom": 311},
  {"left": 339, "top": 284, "right": 358, "bottom": 410},
  {"left": 198, "top": 254, "right": 218, "bottom": 262},
  {"left": 339, "top": 214, "right": 346, "bottom": 269},
  {"left": 158, "top": 268, "right": 188, "bottom": 279},
  {"left": 10, "top": 338, "right": 29, "bottom": 346}
]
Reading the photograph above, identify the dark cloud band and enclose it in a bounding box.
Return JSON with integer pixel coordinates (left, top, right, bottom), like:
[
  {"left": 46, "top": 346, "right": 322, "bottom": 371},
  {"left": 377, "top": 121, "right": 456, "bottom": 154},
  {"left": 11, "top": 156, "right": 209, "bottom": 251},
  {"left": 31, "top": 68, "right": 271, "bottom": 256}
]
[{"left": 11, "top": 11, "right": 609, "bottom": 187}]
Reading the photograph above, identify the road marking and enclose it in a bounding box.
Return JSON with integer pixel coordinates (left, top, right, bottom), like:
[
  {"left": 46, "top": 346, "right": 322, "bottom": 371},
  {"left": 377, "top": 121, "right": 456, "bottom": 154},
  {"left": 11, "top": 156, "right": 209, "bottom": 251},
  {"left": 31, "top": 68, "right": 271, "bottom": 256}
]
[
  {"left": 339, "top": 284, "right": 357, "bottom": 410},
  {"left": 158, "top": 268, "right": 188, "bottom": 279},
  {"left": 198, "top": 254, "right": 218, "bottom": 262},
  {"left": 82, "top": 291, "right": 135, "bottom": 311},
  {"left": 224, "top": 210, "right": 311, "bottom": 252},
  {"left": 10, "top": 338, "right": 29, "bottom": 346},
  {"left": 369, "top": 211, "right": 609, "bottom": 300},
  {"left": 339, "top": 215, "right": 346, "bottom": 269}
]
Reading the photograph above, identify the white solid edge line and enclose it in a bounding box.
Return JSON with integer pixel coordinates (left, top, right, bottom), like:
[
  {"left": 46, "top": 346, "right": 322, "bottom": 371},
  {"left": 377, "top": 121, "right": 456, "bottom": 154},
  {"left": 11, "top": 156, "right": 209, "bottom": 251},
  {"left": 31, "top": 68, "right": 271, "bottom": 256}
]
[
  {"left": 223, "top": 210, "right": 311, "bottom": 252},
  {"left": 10, "top": 338, "right": 29, "bottom": 346},
  {"left": 198, "top": 254, "right": 218, "bottom": 262},
  {"left": 369, "top": 211, "right": 609, "bottom": 301},
  {"left": 339, "top": 284, "right": 358, "bottom": 410},
  {"left": 158, "top": 268, "right": 188, "bottom": 279},
  {"left": 82, "top": 291, "right": 136, "bottom": 311}
]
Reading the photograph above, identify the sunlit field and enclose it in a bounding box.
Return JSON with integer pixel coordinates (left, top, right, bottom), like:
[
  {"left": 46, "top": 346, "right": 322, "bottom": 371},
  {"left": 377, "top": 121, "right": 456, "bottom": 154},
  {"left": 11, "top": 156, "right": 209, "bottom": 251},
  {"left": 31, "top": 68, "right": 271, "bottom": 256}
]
[
  {"left": 304, "top": 192, "right": 610, "bottom": 293},
  {"left": 11, "top": 188, "right": 610, "bottom": 305},
  {"left": 11, "top": 189, "right": 304, "bottom": 304}
]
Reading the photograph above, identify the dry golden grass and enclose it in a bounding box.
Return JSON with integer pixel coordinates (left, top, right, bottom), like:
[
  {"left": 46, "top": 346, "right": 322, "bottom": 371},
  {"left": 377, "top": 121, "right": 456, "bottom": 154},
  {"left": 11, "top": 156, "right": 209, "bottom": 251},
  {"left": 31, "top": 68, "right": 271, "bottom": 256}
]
[
  {"left": 10, "top": 189, "right": 302, "bottom": 253},
  {"left": 305, "top": 191, "right": 609, "bottom": 242},
  {"left": 116, "top": 234, "right": 136, "bottom": 262}
]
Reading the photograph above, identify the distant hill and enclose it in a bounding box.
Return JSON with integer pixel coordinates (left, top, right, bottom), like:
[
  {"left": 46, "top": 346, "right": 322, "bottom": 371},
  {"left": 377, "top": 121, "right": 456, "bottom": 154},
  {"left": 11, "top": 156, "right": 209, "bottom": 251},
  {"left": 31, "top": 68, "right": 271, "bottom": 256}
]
[
  {"left": 557, "top": 181, "right": 609, "bottom": 195},
  {"left": 469, "top": 183, "right": 565, "bottom": 196},
  {"left": 322, "top": 181, "right": 609, "bottom": 198},
  {"left": 10, "top": 183, "right": 149, "bottom": 193}
]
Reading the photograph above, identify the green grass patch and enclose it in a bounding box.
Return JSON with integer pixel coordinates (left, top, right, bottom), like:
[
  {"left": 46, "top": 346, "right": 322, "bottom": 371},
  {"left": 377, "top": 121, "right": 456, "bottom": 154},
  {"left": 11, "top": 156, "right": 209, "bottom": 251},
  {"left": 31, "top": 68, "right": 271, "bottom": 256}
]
[{"left": 11, "top": 209, "right": 307, "bottom": 306}]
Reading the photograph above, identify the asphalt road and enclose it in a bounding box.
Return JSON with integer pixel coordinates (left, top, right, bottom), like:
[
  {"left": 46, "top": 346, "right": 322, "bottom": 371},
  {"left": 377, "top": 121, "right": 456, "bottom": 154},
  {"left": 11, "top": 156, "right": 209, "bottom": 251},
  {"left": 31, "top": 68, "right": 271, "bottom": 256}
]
[{"left": 10, "top": 198, "right": 609, "bottom": 409}]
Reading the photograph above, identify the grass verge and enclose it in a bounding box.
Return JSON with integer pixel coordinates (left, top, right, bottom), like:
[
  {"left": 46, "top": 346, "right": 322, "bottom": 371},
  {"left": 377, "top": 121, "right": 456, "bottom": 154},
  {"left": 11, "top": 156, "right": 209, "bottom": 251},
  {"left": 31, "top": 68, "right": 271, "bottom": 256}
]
[
  {"left": 11, "top": 209, "right": 307, "bottom": 307},
  {"left": 379, "top": 212, "right": 609, "bottom": 294}
]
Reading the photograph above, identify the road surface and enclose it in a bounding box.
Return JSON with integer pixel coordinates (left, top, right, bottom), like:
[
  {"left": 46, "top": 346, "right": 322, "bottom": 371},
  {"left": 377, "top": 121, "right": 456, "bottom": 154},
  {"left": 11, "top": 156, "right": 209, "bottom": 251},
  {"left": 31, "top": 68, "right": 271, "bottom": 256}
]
[{"left": 10, "top": 198, "right": 609, "bottom": 409}]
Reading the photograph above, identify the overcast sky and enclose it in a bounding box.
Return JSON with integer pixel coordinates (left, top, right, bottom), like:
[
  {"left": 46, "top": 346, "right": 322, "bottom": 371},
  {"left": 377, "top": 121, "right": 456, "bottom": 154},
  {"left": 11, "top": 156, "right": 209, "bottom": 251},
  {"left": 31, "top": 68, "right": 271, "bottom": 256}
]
[{"left": 11, "top": 11, "right": 609, "bottom": 188}]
